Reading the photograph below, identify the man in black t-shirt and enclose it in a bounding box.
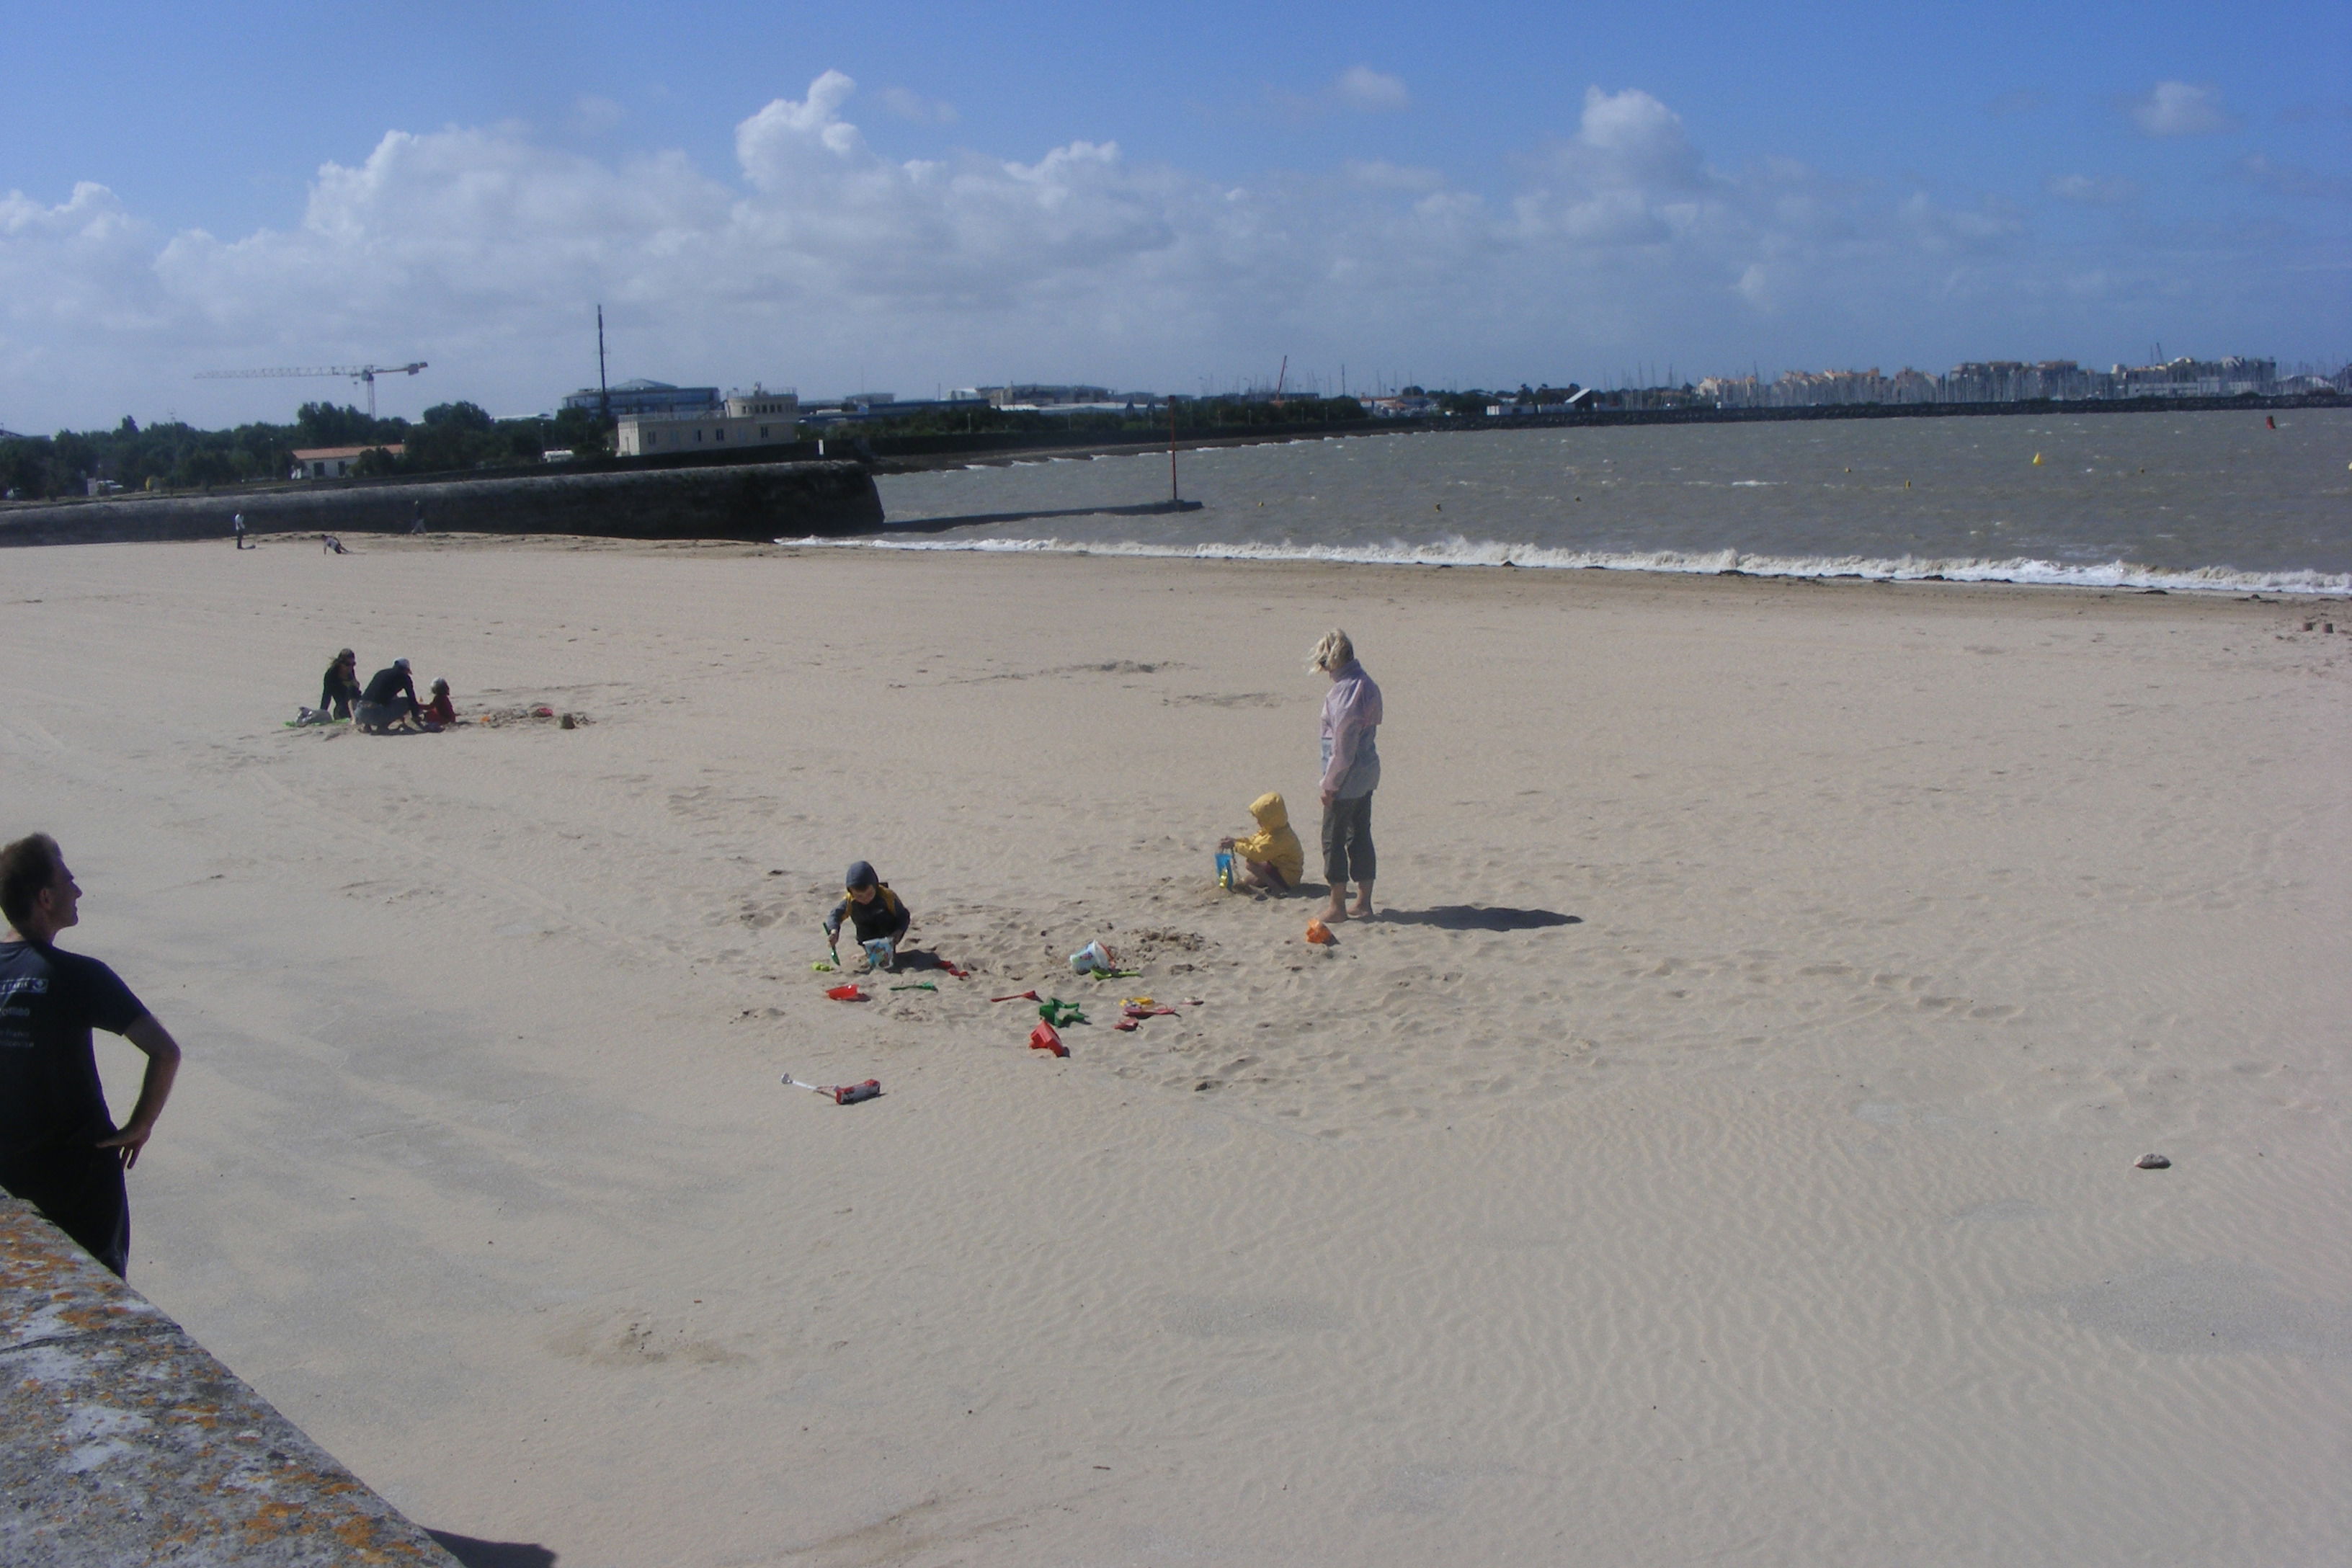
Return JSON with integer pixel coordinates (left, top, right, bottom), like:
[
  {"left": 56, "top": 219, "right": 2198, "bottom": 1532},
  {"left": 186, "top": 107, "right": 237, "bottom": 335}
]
[
  {"left": 0, "top": 834, "right": 182, "bottom": 1278},
  {"left": 356, "top": 657, "right": 420, "bottom": 733}
]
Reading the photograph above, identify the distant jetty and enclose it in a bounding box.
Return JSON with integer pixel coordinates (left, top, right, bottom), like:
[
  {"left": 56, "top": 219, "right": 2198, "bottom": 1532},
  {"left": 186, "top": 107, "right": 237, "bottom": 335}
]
[{"left": 0, "top": 459, "right": 881, "bottom": 548}]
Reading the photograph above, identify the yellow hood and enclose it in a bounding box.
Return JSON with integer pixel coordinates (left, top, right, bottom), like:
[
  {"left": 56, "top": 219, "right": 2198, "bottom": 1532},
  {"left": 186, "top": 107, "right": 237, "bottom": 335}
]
[{"left": 1249, "top": 792, "right": 1290, "bottom": 830}]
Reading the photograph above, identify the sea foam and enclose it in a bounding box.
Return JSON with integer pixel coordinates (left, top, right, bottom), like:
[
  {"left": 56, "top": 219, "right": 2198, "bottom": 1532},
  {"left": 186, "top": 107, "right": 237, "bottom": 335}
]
[{"left": 779, "top": 533, "right": 2352, "bottom": 597}]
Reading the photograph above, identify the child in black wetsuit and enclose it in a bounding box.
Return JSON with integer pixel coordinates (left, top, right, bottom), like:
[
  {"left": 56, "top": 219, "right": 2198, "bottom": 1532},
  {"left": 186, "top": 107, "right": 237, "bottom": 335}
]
[{"left": 822, "top": 861, "right": 912, "bottom": 971}]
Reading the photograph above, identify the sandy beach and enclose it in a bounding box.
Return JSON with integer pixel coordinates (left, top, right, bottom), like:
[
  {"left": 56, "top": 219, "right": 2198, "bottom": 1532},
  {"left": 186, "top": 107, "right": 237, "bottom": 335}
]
[{"left": 4, "top": 535, "right": 2347, "bottom": 1566}]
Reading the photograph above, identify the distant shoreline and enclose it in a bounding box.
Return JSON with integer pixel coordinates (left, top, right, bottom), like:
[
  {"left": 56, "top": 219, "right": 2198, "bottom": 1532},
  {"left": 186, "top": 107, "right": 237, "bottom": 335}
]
[
  {"left": 8, "top": 391, "right": 2335, "bottom": 505},
  {"left": 864, "top": 389, "right": 2346, "bottom": 473}
]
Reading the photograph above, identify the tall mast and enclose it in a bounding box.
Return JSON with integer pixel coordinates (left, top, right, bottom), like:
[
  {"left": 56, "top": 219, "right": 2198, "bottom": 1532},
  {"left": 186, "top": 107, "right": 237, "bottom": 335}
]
[{"left": 596, "top": 305, "right": 610, "bottom": 424}]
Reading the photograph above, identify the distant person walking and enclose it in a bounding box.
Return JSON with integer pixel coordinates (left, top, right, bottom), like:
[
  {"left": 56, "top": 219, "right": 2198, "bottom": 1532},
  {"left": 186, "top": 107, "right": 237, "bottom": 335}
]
[
  {"left": 409, "top": 501, "right": 425, "bottom": 535},
  {"left": 0, "top": 834, "right": 184, "bottom": 1279},
  {"left": 232, "top": 512, "right": 249, "bottom": 549},
  {"left": 1309, "top": 629, "right": 1383, "bottom": 924}
]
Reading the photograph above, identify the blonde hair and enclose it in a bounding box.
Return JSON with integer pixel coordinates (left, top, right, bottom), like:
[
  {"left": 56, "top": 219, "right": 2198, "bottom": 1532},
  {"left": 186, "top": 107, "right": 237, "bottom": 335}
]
[{"left": 1306, "top": 628, "right": 1354, "bottom": 674}]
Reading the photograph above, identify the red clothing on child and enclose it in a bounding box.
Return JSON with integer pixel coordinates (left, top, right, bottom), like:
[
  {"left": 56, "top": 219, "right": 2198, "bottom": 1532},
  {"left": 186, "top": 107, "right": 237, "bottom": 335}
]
[{"left": 421, "top": 694, "right": 457, "bottom": 726}]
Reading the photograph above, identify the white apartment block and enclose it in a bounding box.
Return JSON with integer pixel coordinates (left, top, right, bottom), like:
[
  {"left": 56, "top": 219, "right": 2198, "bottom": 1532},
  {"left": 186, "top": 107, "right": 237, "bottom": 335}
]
[{"left": 618, "top": 387, "right": 800, "bottom": 457}]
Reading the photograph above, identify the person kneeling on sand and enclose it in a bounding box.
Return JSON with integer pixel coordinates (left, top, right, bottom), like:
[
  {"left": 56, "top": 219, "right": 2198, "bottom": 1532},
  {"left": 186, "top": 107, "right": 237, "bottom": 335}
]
[
  {"left": 355, "top": 658, "right": 422, "bottom": 734},
  {"left": 1219, "top": 791, "right": 1305, "bottom": 895},
  {"left": 823, "top": 861, "right": 912, "bottom": 971},
  {"left": 318, "top": 648, "right": 362, "bottom": 721},
  {"left": 418, "top": 679, "right": 458, "bottom": 731}
]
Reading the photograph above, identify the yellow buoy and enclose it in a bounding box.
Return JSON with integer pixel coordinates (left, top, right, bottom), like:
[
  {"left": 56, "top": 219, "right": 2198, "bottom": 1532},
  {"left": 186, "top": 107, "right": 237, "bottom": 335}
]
[
  {"left": 1905, "top": 479, "right": 1912, "bottom": 489},
  {"left": 2031, "top": 453, "right": 2044, "bottom": 466}
]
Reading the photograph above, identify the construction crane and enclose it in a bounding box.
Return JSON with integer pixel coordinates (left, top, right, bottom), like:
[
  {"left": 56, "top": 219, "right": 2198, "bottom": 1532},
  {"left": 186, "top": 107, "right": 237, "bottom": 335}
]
[{"left": 194, "top": 362, "right": 427, "bottom": 419}]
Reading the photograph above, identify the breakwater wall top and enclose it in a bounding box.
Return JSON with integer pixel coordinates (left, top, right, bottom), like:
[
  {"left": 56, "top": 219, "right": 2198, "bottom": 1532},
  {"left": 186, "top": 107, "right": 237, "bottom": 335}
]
[
  {"left": 0, "top": 1197, "right": 462, "bottom": 1567},
  {"left": 0, "top": 458, "right": 882, "bottom": 548}
]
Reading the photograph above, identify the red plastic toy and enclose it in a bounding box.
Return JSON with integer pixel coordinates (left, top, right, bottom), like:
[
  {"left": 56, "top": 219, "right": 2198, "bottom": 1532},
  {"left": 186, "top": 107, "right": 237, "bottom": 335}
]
[
  {"left": 824, "top": 984, "right": 866, "bottom": 1002},
  {"left": 992, "top": 989, "right": 1041, "bottom": 1003},
  {"left": 1028, "top": 1022, "right": 1068, "bottom": 1057}
]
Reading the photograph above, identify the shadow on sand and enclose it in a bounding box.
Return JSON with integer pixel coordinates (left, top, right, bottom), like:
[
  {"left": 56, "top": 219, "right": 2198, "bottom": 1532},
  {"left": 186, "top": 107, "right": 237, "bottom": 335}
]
[
  {"left": 428, "top": 1532, "right": 557, "bottom": 1567},
  {"left": 1375, "top": 906, "right": 1580, "bottom": 932},
  {"left": 876, "top": 498, "right": 1204, "bottom": 536}
]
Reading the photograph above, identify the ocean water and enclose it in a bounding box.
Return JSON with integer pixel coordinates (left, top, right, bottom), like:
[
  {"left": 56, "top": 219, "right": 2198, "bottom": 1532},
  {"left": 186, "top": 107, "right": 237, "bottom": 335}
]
[{"left": 837, "top": 407, "right": 2352, "bottom": 595}]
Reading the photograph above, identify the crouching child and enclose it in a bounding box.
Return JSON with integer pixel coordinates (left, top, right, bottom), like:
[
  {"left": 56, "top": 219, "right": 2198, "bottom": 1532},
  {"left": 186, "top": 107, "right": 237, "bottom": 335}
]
[
  {"left": 1219, "top": 792, "right": 1305, "bottom": 895},
  {"left": 823, "top": 860, "right": 912, "bottom": 971}
]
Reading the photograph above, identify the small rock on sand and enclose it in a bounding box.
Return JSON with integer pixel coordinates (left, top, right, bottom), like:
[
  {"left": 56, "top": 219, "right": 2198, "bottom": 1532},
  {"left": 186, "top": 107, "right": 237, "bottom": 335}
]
[{"left": 2137, "top": 1153, "right": 2172, "bottom": 1170}]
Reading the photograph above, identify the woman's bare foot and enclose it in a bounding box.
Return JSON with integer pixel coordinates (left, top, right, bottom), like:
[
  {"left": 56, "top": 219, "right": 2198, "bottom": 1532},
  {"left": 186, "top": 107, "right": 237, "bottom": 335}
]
[
  {"left": 1348, "top": 901, "right": 1374, "bottom": 919},
  {"left": 1348, "top": 881, "right": 1375, "bottom": 920},
  {"left": 1318, "top": 901, "right": 1348, "bottom": 925}
]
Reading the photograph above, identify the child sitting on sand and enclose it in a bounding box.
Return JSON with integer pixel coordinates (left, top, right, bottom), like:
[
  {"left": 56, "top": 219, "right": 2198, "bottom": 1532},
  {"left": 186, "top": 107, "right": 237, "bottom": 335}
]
[
  {"left": 1219, "top": 792, "right": 1305, "bottom": 895},
  {"left": 418, "top": 678, "right": 458, "bottom": 731},
  {"left": 823, "top": 860, "right": 912, "bottom": 970}
]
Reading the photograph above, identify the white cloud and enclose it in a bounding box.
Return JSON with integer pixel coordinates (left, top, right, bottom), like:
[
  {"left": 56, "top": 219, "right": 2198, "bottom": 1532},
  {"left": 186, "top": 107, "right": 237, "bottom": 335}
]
[
  {"left": 0, "top": 69, "right": 2336, "bottom": 427},
  {"left": 2045, "top": 172, "right": 2139, "bottom": 206},
  {"left": 878, "top": 86, "right": 958, "bottom": 125},
  {"left": 2125, "top": 81, "right": 2238, "bottom": 137},
  {"left": 1335, "top": 66, "right": 1410, "bottom": 113}
]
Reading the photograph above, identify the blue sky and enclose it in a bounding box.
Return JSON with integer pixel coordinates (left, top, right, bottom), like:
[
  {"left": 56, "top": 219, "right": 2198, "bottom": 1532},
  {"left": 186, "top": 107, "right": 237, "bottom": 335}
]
[{"left": 3, "top": 1, "right": 2346, "bottom": 427}]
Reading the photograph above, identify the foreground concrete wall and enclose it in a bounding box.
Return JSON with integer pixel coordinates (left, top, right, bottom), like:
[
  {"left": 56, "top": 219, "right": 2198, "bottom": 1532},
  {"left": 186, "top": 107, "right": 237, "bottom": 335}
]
[
  {"left": 0, "top": 1197, "right": 460, "bottom": 1567},
  {"left": 0, "top": 458, "right": 883, "bottom": 547}
]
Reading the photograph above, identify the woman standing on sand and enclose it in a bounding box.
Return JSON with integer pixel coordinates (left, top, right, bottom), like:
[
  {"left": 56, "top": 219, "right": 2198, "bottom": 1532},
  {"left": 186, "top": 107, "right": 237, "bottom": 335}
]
[{"left": 1310, "top": 628, "right": 1383, "bottom": 923}]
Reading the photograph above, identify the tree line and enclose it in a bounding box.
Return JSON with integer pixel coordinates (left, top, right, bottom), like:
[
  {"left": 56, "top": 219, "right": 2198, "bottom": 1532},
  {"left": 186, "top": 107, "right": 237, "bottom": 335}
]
[
  {"left": 1, "top": 393, "right": 1383, "bottom": 501},
  {"left": 0, "top": 401, "right": 615, "bottom": 501}
]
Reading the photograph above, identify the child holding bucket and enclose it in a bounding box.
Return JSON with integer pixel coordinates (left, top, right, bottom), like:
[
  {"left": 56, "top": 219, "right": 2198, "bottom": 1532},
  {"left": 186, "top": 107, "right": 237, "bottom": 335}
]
[{"left": 1219, "top": 792, "right": 1306, "bottom": 895}]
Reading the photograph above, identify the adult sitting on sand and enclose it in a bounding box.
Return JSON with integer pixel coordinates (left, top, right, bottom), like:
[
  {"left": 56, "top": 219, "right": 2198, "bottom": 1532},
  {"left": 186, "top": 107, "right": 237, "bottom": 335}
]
[
  {"left": 1310, "top": 628, "right": 1384, "bottom": 923},
  {"left": 355, "top": 658, "right": 422, "bottom": 734},
  {"left": 318, "top": 649, "right": 362, "bottom": 721}
]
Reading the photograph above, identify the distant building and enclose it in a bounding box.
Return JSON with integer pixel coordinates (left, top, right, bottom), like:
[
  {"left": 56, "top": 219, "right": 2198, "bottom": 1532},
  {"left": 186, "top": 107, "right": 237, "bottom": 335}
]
[
  {"left": 1363, "top": 395, "right": 1440, "bottom": 418},
  {"left": 977, "top": 384, "right": 1113, "bottom": 408},
  {"left": 615, "top": 386, "right": 801, "bottom": 457},
  {"left": 798, "top": 391, "right": 992, "bottom": 427},
  {"left": 291, "top": 445, "right": 404, "bottom": 479},
  {"left": 2110, "top": 356, "right": 2275, "bottom": 398},
  {"left": 561, "top": 378, "right": 721, "bottom": 419}
]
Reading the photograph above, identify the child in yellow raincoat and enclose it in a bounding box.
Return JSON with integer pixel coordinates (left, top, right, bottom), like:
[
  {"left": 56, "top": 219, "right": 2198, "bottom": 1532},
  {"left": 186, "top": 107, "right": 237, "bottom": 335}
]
[{"left": 1219, "top": 792, "right": 1306, "bottom": 895}]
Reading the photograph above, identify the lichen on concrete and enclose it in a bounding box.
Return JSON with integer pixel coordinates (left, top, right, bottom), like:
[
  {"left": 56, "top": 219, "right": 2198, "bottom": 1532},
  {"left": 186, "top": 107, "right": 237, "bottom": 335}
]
[{"left": 1, "top": 1197, "right": 459, "bottom": 1567}]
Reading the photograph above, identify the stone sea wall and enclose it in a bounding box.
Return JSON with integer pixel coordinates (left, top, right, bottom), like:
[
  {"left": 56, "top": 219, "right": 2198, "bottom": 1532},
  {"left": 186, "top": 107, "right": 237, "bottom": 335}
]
[
  {"left": 0, "top": 1196, "right": 463, "bottom": 1567},
  {"left": 0, "top": 459, "right": 883, "bottom": 547}
]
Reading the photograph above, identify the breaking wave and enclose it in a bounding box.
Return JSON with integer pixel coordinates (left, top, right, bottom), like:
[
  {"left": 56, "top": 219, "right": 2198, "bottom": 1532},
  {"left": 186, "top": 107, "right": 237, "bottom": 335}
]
[{"left": 779, "top": 531, "right": 2352, "bottom": 597}]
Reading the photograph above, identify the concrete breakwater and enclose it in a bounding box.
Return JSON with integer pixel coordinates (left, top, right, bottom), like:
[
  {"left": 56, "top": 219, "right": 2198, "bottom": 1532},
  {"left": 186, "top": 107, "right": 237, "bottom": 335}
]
[
  {"left": 0, "top": 458, "right": 882, "bottom": 548},
  {"left": 1, "top": 1197, "right": 466, "bottom": 1566}
]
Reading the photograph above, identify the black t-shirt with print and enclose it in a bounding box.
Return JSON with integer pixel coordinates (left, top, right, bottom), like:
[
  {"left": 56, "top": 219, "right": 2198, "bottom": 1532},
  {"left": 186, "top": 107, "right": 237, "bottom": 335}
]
[{"left": 0, "top": 940, "right": 147, "bottom": 1158}]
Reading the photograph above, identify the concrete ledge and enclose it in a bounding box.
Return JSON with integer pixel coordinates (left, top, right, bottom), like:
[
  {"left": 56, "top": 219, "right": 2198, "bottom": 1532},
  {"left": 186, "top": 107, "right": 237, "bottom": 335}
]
[
  {"left": 0, "top": 458, "right": 883, "bottom": 547},
  {"left": 1, "top": 1196, "right": 460, "bottom": 1567}
]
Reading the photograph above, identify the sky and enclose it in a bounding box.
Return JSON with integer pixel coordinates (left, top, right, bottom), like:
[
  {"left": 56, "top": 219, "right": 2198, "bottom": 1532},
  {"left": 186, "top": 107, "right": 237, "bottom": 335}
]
[{"left": 2, "top": 1, "right": 2347, "bottom": 429}]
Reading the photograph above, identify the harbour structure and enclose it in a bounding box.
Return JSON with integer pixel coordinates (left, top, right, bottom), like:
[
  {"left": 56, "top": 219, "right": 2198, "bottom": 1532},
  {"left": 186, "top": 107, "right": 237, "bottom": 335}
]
[{"left": 615, "top": 386, "right": 800, "bottom": 457}]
